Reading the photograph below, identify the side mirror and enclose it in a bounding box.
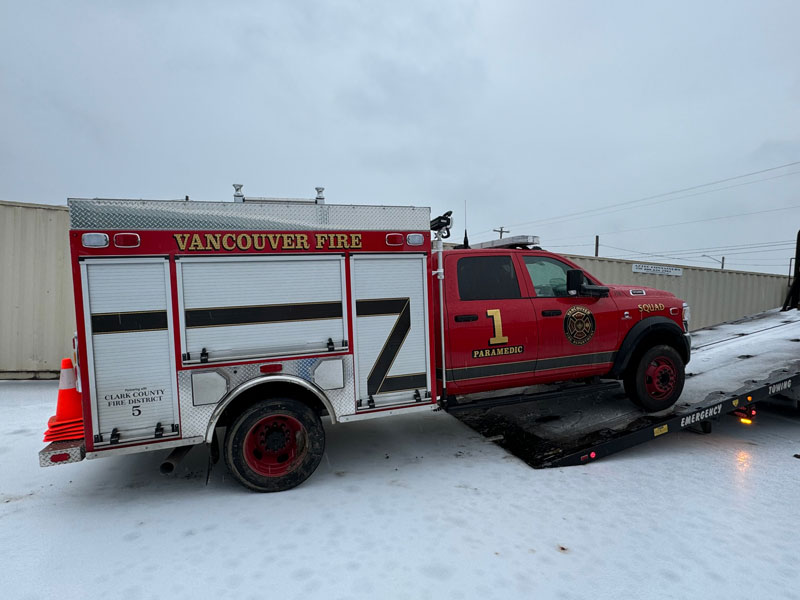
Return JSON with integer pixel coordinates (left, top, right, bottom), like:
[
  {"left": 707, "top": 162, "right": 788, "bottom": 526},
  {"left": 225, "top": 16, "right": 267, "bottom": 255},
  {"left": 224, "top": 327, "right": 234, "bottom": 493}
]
[
  {"left": 566, "top": 269, "right": 583, "bottom": 296},
  {"left": 566, "top": 268, "right": 610, "bottom": 298}
]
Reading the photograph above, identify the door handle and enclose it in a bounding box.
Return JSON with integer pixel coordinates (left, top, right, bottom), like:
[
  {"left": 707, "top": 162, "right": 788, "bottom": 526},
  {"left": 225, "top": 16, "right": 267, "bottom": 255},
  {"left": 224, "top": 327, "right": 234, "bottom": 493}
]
[
  {"left": 454, "top": 314, "right": 479, "bottom": 322},
  {"left": 541, "top": 309, "right": 562, "bottom": 317}
]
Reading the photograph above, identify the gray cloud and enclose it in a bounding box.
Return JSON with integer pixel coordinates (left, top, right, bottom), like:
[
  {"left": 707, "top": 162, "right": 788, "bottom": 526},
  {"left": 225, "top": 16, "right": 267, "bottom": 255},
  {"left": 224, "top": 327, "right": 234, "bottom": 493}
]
[{"left": 1, "top": 0, "right": 798, "bottom": 273}]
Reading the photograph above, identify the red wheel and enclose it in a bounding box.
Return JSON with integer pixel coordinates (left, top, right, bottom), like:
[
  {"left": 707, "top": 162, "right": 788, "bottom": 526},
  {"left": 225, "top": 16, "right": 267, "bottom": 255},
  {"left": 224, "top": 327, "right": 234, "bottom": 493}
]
[
  {"left": 644, "top": 356, "right": 677, "bottom": 400},
  {"left": 225, "top": 398, "right": 325, "bottom": 492},
  {"left": 243, "top": 414, "right": 307, "bottom": 477},
  {"left": 624, "top": 345, "right": 685, "bottom": 412}
]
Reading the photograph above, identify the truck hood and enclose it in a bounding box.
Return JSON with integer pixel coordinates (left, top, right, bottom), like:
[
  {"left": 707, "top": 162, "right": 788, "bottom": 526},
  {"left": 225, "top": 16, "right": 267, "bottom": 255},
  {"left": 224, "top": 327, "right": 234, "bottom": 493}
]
[{"left": 606, "top": 285, "right": 678, "bottom": 300}]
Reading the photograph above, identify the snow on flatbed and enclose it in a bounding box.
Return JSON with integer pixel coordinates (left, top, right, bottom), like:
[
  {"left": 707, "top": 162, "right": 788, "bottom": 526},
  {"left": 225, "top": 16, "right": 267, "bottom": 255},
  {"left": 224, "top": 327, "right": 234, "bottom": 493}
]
[
  {"left": 685, "top": 308, "right": 800, "bottom": 399},
  {"left": 3, "top": 366, "right": 800, "bottom": 599}
]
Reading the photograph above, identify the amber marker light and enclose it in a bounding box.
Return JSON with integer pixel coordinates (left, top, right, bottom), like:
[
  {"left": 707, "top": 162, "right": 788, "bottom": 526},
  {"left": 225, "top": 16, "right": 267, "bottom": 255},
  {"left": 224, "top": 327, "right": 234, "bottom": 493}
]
[{"left": 740, "top": 418, "right": 753, "bottom": 425}]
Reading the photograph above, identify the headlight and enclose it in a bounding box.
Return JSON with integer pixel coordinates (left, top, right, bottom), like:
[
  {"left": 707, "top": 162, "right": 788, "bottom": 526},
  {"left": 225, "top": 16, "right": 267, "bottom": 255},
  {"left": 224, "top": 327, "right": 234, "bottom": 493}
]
[{"left": 682, "top": 302, "right": 690, "bottom": 329}]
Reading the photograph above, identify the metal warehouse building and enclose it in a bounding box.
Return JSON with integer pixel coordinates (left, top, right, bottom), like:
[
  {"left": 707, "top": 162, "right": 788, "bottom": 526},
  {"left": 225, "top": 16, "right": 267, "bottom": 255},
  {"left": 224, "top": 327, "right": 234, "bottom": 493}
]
[{"left": 0, "top": 200, "right": 792, "bottom": 379}]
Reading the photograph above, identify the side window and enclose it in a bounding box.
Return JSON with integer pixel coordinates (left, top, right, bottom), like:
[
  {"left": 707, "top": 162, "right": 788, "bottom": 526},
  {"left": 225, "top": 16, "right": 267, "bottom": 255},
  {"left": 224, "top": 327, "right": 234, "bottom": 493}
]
[
  {"left": 523, "top": 256, "right": 581, "bottom": 298},
  {"left": 457, "top": 256, "right": 521, "bottom": 301}
]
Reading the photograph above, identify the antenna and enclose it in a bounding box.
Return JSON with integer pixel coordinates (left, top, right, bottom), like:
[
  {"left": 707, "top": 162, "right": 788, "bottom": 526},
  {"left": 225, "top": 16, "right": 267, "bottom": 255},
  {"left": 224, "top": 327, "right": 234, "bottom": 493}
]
[{"left": 460, "top": 198, "right": 470, "bottom": 249}]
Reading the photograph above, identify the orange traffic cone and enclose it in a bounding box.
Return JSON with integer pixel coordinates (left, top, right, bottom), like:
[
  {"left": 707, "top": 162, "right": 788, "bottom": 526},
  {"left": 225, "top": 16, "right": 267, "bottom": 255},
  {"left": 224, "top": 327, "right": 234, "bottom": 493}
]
[{"left": 43, "top": 358, "right": 84, "bottom": 442}]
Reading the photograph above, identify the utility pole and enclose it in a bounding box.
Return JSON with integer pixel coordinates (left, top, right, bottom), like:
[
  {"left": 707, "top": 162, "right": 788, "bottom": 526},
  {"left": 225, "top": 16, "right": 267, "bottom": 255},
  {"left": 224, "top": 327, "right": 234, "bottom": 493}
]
[
  {"left": 493, "top": 227, "right": 509, "bottom": 239},
  {"left": 595, "top": 235, "right": 599, "bottom": 257}
]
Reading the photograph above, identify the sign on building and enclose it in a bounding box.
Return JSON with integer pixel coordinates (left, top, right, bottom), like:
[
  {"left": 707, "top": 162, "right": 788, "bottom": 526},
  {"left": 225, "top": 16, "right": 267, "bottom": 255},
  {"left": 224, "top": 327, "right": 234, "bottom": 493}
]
[{"left": 632, "top": 263, "right": 683, "bottom": 277}]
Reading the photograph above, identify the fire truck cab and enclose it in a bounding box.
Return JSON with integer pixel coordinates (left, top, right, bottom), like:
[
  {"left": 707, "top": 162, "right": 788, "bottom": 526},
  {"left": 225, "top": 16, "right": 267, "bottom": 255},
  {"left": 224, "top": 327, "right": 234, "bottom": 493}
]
[{"left": 437, "top": 238, "right": 691, "bottom": 407}]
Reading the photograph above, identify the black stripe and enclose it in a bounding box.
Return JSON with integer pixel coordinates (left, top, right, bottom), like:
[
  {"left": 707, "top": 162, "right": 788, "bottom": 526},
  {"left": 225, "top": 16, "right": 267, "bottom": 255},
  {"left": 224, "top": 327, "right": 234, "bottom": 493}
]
[
  {"left": 185, "top": 301, "right": 343, "bottom": 328},
  {"left": 92, "top": 311, "right": 168, "bottom": 334},
  {"left": 444, "top": 352, "right": 617, "bottom": 382},
  {"left": 446, "top": 360, "right": 538, "bottom": 382},
  {"left": 355, "top": 298, "right": 407, "bottom": 317},
  {"left": 367, "top": 299, "right": 411, "bottom": 396},
  {"left": 380, "top": 373, "right": 427, "bottom": 393},
  {"left": 536, "top": 352, "right": 616, "bottom": 371}
]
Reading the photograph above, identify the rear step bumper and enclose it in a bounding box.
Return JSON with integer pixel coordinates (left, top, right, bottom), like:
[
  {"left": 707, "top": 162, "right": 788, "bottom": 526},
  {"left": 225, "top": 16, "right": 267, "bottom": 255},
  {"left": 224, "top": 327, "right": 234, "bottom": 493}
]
[{"left": 39, "top": 439, "right": 86, "bottom": 467}]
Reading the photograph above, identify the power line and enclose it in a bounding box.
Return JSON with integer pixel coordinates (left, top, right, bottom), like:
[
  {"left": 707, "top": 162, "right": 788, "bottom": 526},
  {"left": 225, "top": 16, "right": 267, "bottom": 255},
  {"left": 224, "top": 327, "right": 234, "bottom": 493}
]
[
  {"left": 474, "top": 159, "right": 800, "bottom": 235},
  {"left": 548, "top": 204, "right": 800, "bottom": 241},
  {"left": 603, "top": 242, "right": 796, "bottom": 260},
  {"left": 504, "top": 169, "right": 800, "bottom": 231}
]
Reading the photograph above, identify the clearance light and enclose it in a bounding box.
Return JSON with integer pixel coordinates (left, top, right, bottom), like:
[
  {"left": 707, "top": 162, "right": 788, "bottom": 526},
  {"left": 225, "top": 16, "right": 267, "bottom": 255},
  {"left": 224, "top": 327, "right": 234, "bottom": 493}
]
[
  {"left": 590, "top": 451, "right": 597, "bottom": 459},
  {"left": 114, "top": 232, "right": 140, "bottom": 248},
  {"left": 260, "top": 363, "right": 282, "bottom": 374},
  {"left": 81, "top": 232, "right": 109, "bottom": 248},
  {"left": 385, "top": 233, "right": 404, "bottom": 246},
  {"left": 740, "top": 418, "right": 753, "bottom": 425},
  {"left": 747, "top": 396, "right": 753, "bottom": 402}
]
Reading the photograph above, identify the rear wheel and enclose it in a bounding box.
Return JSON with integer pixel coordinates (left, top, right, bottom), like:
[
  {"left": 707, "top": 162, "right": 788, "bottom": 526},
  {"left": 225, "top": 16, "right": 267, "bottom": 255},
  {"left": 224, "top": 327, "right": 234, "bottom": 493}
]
[
  {"left": 224, "top": 398, "right": 325, "bottom": 492},
  {"left": 624, "top": 345, "right": 685, "bottom": 412}
]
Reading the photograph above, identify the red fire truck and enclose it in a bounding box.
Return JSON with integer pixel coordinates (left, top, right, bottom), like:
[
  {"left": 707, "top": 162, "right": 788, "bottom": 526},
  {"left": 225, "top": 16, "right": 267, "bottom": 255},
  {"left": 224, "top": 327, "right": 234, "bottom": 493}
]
[{"left": 40, "top": 189, "right": 691, "bottom": 492}]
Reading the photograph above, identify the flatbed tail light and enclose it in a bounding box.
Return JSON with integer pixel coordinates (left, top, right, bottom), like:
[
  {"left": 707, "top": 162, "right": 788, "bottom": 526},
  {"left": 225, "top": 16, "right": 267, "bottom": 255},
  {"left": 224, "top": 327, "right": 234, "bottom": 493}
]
[{"left": 733, "top": 406, "right": 756, "bottom": 424}]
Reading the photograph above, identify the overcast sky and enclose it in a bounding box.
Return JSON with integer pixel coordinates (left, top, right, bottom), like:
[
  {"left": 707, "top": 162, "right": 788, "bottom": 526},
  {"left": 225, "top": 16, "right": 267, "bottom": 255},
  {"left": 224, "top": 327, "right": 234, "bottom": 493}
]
[{"left": 1, "top": 1, "right": 798, "bottom": 273}]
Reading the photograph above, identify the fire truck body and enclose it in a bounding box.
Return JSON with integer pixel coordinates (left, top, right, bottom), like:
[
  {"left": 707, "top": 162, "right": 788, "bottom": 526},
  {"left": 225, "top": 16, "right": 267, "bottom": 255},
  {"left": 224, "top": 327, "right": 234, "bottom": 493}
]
[{"left": 42, "top": 195, "right": 692, "bottom": 491}]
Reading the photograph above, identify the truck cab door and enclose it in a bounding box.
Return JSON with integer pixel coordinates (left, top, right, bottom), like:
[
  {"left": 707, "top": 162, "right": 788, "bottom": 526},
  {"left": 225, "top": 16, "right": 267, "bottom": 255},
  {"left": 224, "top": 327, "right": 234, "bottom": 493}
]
[
  {"left": 443, "top": 253, "right": 538, "bottom": 395},
  {"left": 521, "top": 254, "right": 620, "bottom": 379}
]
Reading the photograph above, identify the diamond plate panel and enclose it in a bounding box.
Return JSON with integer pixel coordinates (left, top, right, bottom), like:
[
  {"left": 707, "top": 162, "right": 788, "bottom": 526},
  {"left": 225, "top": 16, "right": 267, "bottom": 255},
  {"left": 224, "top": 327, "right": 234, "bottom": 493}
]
[
  {"left": 69, "top": 199, "right": 430, "bottom": 232},
  {"left": 39, "top": 439, "right": 86, "bottom": 467},
  {"left": 178, "top": 371, "right": 216, "bottom": 439},
  {"left": 177, "top": 355, "right": 357, "bottom": 438}
]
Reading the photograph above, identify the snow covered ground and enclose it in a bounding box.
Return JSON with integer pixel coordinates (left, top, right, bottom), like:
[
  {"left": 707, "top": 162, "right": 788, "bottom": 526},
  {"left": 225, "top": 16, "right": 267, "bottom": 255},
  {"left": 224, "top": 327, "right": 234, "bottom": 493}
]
[{"left": 2, "top": 378, "right": 799, "bottom": 600}]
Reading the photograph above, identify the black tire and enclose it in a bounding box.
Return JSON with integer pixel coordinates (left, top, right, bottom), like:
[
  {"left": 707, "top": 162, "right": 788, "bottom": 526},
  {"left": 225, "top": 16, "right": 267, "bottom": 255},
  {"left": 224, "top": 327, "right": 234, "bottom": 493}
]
[
  {"left": 224, "top": 398, "right": 325, "bottom": 492},
  {"left": 622, "top": 370, "right": 641, "bottom": 407},
  {"left": 624, "top": 344, "right": 685, "bottom": 412}
]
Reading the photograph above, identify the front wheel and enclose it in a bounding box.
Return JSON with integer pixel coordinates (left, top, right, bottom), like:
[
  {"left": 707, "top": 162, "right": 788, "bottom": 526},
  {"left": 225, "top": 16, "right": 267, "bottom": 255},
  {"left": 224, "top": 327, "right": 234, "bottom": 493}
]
[
  {"left": 224, "top": 398, "right": 325, "bottom": 492},
  {"left": 624, "top": 345, "right": 685, "bottom": 412}
]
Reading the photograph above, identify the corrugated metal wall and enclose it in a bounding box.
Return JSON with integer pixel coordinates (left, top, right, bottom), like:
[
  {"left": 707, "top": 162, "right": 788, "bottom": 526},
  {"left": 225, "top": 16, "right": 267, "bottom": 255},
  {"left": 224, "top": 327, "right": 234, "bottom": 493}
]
[
  {"left": 0, "top": 201, "right": 74, "bottom": 378},
  {"left": 563, "top": 254, "right": 790, "bottom": 330}
]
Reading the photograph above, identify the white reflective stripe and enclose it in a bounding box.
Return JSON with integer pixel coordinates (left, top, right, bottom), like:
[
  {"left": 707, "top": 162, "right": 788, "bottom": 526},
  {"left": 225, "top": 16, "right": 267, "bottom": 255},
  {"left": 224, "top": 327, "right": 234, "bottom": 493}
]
[{"left": 59, "top": 365, "right": 76, "bottom": 390}]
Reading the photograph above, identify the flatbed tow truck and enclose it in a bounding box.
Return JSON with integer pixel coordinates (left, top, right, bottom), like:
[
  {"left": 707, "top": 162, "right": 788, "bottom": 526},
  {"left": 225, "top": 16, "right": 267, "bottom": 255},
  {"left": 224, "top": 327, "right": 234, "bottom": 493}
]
[{"left": 448, "top": 307, "right": 800, "bottom": 467}]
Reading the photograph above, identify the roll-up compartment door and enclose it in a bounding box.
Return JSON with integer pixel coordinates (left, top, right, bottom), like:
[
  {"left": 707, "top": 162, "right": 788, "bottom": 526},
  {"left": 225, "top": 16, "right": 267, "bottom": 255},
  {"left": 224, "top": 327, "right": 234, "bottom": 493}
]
[
  {"left": 81, "top": 258, "right": 179, "bottom": 446},
  {"left": 177, "top": 256, "right": 347, "bottom": 363},
  {"left": 351, "top": 254, "right": 431, "bottom": 408}
]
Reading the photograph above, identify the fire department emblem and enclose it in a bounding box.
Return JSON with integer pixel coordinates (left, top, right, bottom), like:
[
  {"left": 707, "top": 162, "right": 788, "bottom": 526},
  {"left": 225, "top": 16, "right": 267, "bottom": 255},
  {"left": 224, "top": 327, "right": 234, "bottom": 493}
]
[{"left": 564, "top": 306, "right": 595, "bottom": 346}]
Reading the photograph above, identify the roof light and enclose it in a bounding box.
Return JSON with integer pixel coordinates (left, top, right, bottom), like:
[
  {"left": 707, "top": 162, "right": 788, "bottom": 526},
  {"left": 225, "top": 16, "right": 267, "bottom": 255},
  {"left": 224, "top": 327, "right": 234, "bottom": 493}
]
[
  {"left": 81, "top": 233, "right": 109, "bottom": 248},
  {"left": 472, "top": 235, "right": 540, "bottom": 250}
]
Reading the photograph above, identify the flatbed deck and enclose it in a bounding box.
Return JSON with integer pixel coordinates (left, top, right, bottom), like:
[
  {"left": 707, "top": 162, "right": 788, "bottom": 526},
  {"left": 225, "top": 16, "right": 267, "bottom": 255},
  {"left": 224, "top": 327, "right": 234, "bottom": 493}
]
[{"left": 448, "top": 308, "right": 800, "bottom": 467}]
